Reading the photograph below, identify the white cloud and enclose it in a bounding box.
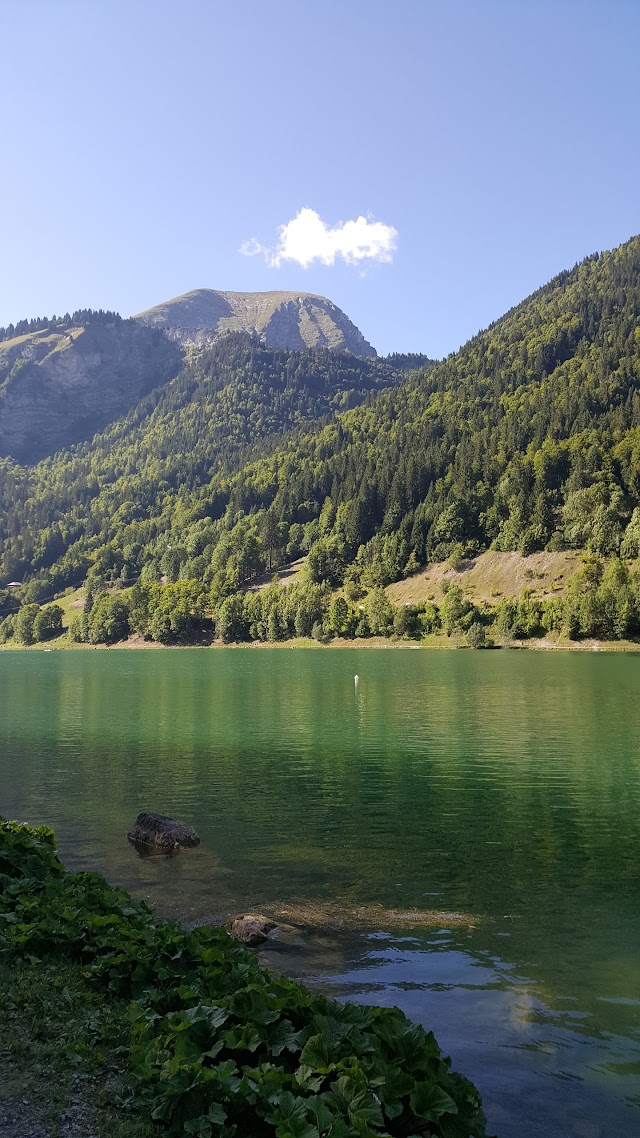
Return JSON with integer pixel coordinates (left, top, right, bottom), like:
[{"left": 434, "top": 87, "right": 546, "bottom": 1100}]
[{"left": 240, "top": 208, "right": 397, "bottom": 269}]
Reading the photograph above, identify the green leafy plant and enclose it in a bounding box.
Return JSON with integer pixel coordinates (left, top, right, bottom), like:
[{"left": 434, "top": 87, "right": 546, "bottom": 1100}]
[{"left": 0, "top": 818, "right": 491, "bottom": 1137}]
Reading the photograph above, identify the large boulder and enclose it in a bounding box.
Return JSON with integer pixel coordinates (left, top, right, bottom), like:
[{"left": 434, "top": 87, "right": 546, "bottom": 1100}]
[
  {"left": 226, "top": 914, "right": 276, "bottom": 946},
  {"left": 127, "top": 811, "right": 200, "bottom": 852}
]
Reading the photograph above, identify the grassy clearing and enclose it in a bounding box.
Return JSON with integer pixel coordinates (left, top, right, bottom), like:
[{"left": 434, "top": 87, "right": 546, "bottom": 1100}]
[
  {"left": 53, "top": 586, "right": 86, "bottom": 622},
  {"left": 250, "top": 556, "right": 308, "bottom": 591},
  {"left": 0, "top": 329, "right": 64, "bottom": 352},
  {"left": 0, "top": 586, "right": 86, "bottom": 650},
  {"left": 386, "top": 550, "right": 583, "bottom": 607}
]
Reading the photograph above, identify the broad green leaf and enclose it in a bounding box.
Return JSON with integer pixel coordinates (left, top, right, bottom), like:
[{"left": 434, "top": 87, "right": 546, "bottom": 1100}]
[
  {"left": 410, "top": 1080, "right": 458, "bottom": 1121},
  {"left": 300, "top": 1033, "right": 335, "bottom": 1073}
]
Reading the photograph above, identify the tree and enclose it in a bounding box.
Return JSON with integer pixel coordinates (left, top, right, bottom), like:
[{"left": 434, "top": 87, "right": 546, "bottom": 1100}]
[
  {"left": 516, "top": 590, "right": 543, "bottom": 637},
  {"left": 267, "top": 604, "right": 285, "bottom": 641},
  {"left": 14, "top": 604, "right": 40, "bottom": 645},
  {"left": 440, "top": 585, "right": 473, "bottom": 635},
  {"left": 598, "top": 559, "right": 636, "bottom": 639},
  {"left": 354, "top": 611, "right": 370, "bottom": 638},
  {"left": 217, "top": 594, "right": 246, "bottom": 642},
  {"left": 365, "top": 587, "right": 394, "bottom": 636},
  {"left": 147, "top": 580, "right": 206, "bottom": 643},
  {"left": 0, "top": 615, "right": 15, "bottom": 643},
  {"left": 32, "top": 604, "right": 63, "bottom": 642},
  {"left": 261, "top": 510, "right": 284, "bottom": 571},
  {"left": 466, "top": 621, "right": 487, "bottom": 649},
  {"left": 306, "top": 538, "right": 345, "bottom": 586},
  {"left": 328, "top": 595, "right": 349, "bottom": 637},
  {"left": 621, "top": 507, "right": 640, "bottom": 558},
  {"left": 393, "top": 604, "right": 419, "bottom": 638},
  {"left": 160, "top": 548, "right": 183, "bottom": 583},
  {"left": 231, "top": 534, "right": 263, "bottom": 584},
  {"left": 88, "top": 594, "right": 130, "bottom": 644},
  {"left": 563, "top": 485, "right": 626, "bottom": 555},
  {"left": 128, "top": 581, "right": 151, "bottom": 635},
  {"left": 418, "top": 603, "right": 440, "bottom": 636},
  {"left": 291, "top": 583, "right": 324, "bottom": 638},
  {"left": 68, "top": 611, "right": 89, "bottom": 643},
  {"left": 22, "top": 579, "right": 50, "bottom": 604}
]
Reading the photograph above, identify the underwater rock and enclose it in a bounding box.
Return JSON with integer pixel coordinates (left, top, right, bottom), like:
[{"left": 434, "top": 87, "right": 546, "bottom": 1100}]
[{"left": 226, "top": 913, "right": 276, "bottom": 946}]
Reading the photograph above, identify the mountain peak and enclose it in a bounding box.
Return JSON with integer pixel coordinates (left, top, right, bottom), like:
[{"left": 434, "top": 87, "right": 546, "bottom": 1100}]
[{"left": 134, "top": 288, "right": 376, "bottom": 356}]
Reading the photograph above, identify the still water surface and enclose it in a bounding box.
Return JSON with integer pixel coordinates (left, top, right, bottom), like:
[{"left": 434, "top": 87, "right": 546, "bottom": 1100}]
[{"left": 1, "top": 648, "right": 640, "bottom": 1137}]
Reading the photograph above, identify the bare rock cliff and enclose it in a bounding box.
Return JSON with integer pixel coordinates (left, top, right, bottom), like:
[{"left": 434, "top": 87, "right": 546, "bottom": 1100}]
[{"left": 0, "top": 321, "right": 181, "bottom": 464}]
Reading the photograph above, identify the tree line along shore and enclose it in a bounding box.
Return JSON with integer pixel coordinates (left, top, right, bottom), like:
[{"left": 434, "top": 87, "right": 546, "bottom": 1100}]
[{"left": 1, "top": 550, "right": 640, "bottom": 651}]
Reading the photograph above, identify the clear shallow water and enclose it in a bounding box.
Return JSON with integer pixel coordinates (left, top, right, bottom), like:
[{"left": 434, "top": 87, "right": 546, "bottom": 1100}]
[{"left": 1, "top": 647, "right": 640, "bottom": 1137}]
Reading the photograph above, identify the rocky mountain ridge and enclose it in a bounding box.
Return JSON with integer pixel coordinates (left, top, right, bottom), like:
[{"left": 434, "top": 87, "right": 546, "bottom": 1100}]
[{"left": 135, "top": 289, "right": 376, "bottom": 356}]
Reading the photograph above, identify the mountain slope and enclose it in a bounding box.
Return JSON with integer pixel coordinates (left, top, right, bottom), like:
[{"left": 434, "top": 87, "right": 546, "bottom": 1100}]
[
  {"left": 201, "top": 236, "right": 639, "bottom": 585},
  {"left": 0, "top": 337, "right": 404, "bottom": 588},
  {"left": 135, "top": 289, "right": 377, "bottom": 355},
  {"left": 2, "top": 235, "right": 640, "bottom": 602},
  {"left": 0, "top": 313, "right": 181, "bottom": 464}
]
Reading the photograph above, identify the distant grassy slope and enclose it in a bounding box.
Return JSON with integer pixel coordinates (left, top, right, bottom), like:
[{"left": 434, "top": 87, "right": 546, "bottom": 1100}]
[
  {"left": 54, "top": 586, "right": 85, "bottom": 623},
  {"left": 234, "top": 547, "right": 626, "bottom": 611},
  {"left": 386, "top": 550, "right": 583, "bottom": 605}
]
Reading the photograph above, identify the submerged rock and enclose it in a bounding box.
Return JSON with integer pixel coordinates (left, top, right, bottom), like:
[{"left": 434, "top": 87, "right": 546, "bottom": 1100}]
[
  {"left": 127, "top": 811, "right": 200, "bottom": 852},
  {"left": 226, "top": 914, "right": 276, "bottom": 946}
]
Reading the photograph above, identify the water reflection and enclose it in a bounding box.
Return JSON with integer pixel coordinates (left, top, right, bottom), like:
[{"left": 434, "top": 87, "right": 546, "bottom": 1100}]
[
  {"left": 269, "top": 928, "right": 640, "bottom": 1138},
  {"left": 2, "top": 648, "right": 640, "bottom": 1136}
]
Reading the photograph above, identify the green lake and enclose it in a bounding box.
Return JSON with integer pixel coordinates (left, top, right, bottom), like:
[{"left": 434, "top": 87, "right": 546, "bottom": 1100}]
[{"left": 1, "top": 647, "right": 640, "bottom": 1137}]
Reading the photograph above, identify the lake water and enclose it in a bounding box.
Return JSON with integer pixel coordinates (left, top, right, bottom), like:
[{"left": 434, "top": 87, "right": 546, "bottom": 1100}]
[{"left": 1, "top": 647, "right": 640, "bottom": 1137}]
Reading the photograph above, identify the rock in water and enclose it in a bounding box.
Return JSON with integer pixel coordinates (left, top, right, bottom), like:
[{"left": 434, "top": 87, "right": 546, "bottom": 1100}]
[
  {"left": 127, "top": 811, "right": 200, "bottom": 851},
  {"left": 226, "top": 914, "right": 276, "bottom": 946}
]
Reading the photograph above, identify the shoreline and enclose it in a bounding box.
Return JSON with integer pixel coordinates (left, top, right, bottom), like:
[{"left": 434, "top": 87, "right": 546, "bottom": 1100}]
[
  {"left": 1, "top": 819, "right": 490, "bottom": 1138},
  {"left": 2, "top": 633, "right": 640, "bottom": 653}
]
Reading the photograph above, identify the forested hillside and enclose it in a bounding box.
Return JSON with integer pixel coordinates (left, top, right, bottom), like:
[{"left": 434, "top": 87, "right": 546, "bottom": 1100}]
[
  {"left": 1, "top": 235, "right": 640, "bottom": 647},
  {"left": 176, "top": 234, "right": 638, "bottom": 591},
  {"left": 0, "top": 336, "right": 405, "bottom": 591}
]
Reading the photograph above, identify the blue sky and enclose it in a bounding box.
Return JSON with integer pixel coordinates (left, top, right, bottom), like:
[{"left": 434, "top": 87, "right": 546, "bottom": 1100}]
[{"left": 1, "top": 0, "right": 638, "bottom": 357}]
